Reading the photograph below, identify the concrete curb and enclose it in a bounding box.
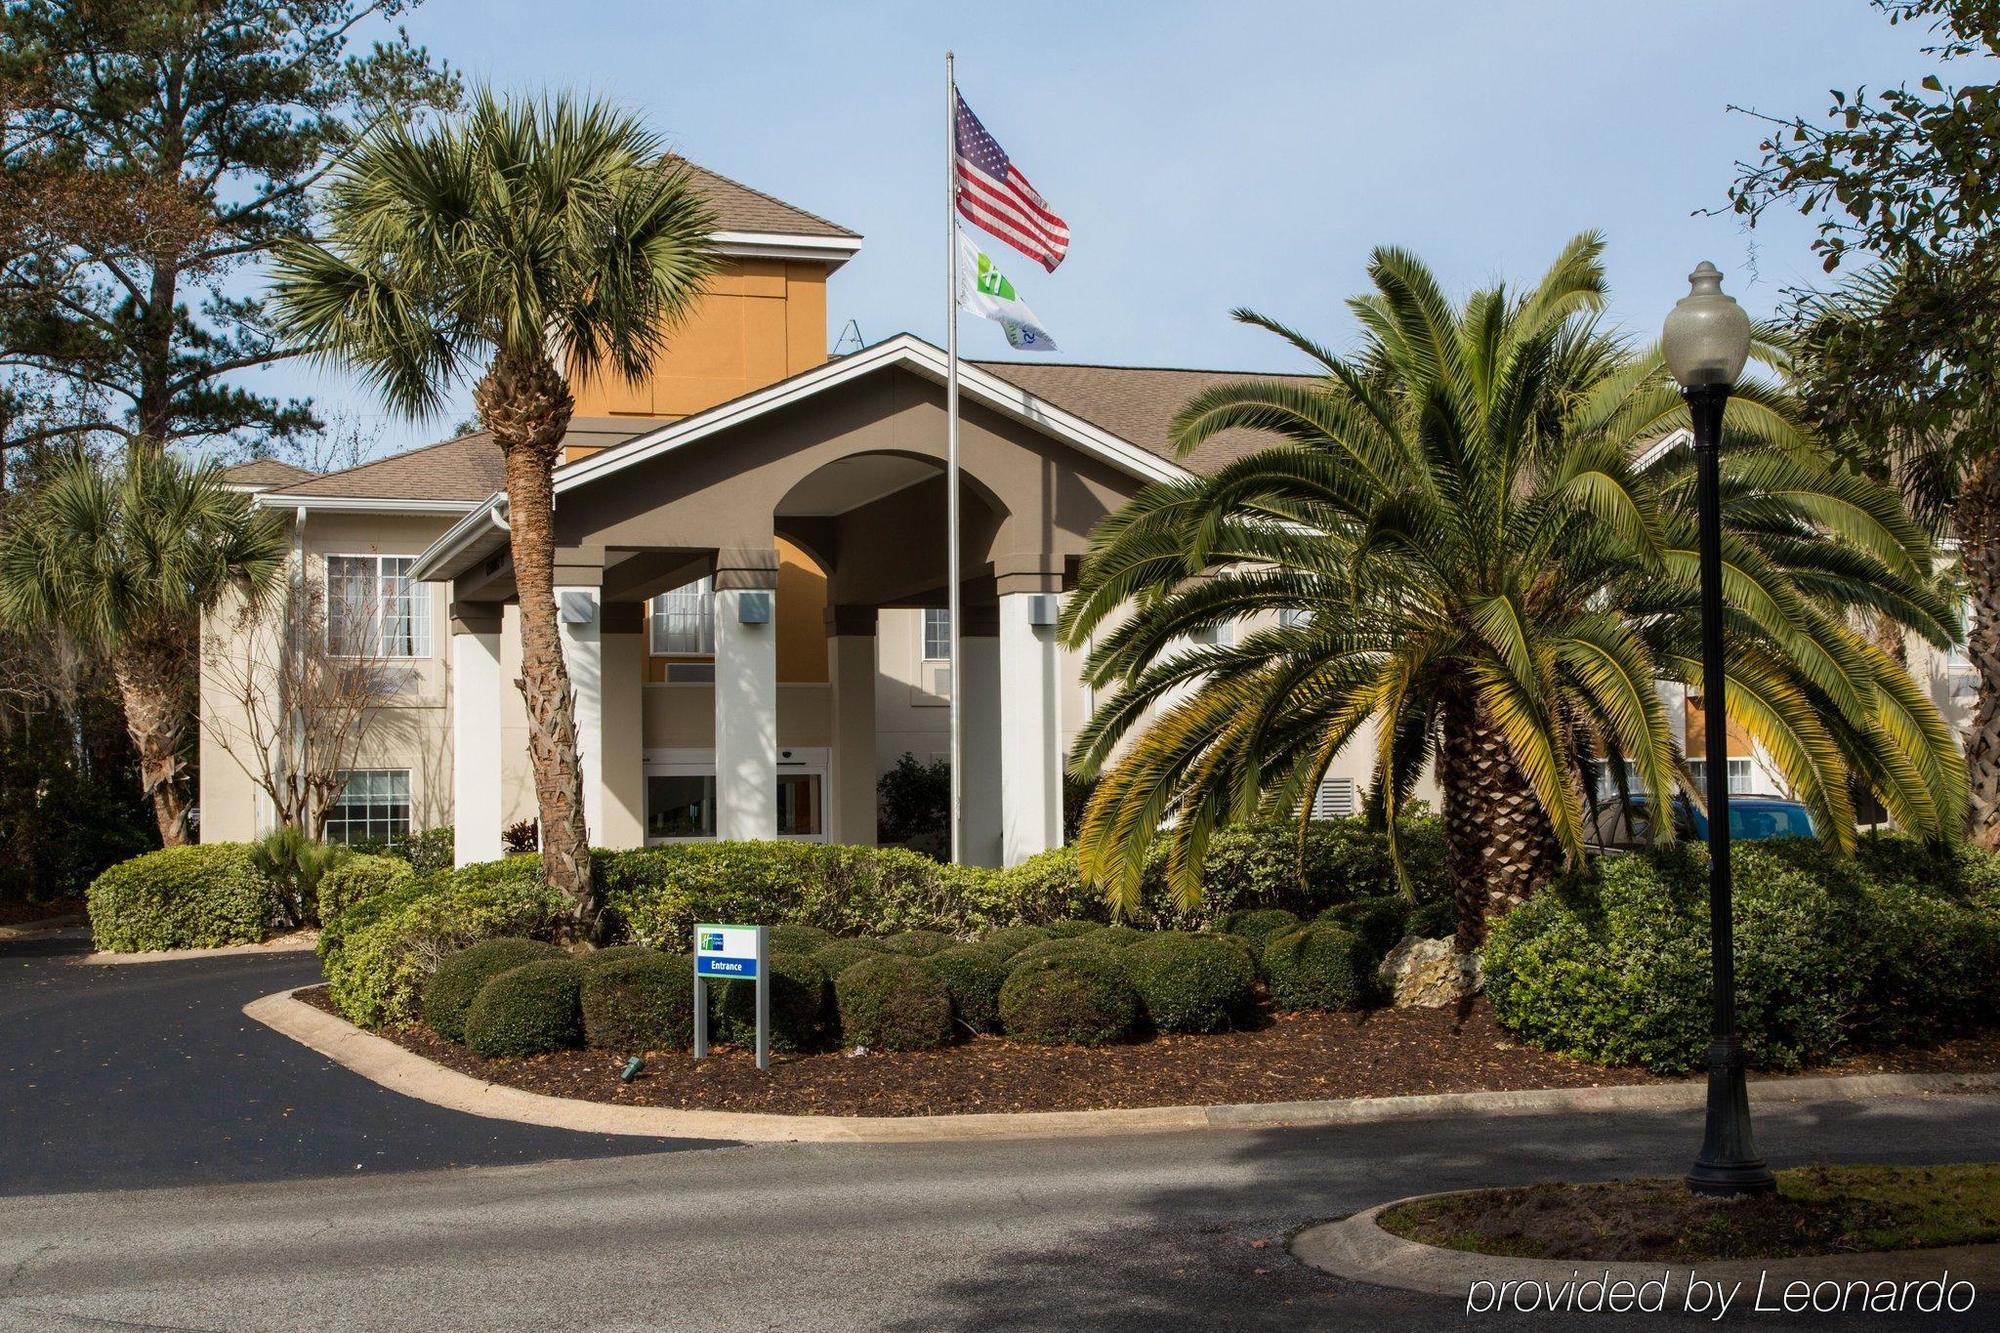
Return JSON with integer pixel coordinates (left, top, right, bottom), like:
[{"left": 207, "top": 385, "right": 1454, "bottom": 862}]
[
  {"left": 1292, "top": 1197, "right": 2000, "bottom": 1303},
  {"left": 86, "top": 932, "right": 319, "bottom": 966},
  {"left": 245, "top": 987, "right": 2000, "bottom": 1145}
]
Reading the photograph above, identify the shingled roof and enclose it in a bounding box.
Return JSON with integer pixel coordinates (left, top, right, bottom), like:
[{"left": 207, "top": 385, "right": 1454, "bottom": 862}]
[
  {"left": 220, "top": 458, "right": 317, "bottom": 489},
  {"left": 269, "top": 418, "right": 668, "bottom": 504},
  {"left": 973, "top": 360, "right": 1319, "bottom": 475},
  {"left": 680, "top": 160, "right": 858, "bottom": 240},
  {"left": 267, "top": 348, "right": 1324, "bottom": 506}
]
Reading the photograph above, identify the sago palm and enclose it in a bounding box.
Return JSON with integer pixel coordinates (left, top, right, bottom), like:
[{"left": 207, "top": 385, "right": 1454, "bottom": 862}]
[
  {"left": 1062, "top": 234, "right": 1963, "bottom": 945},
  {"left": 271, "top": 91, "right": 716, "bottom": 929},
  {"left": 0, "top": 448, "right": 287, "bottom": 844}
]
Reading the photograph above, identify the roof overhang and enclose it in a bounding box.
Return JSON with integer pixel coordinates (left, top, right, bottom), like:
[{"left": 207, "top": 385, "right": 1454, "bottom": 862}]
[
  {"left": 712, "top": 229, "right": 862, "bottom": 270},
  {"left": 253, "top": 494, "right": 485, "bottom": 516},
  {"left": 412, "top": 334, "right": 1195, "bottom": 585}
]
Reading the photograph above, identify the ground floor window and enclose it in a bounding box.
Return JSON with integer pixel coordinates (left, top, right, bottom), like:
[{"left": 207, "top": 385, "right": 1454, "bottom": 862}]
[
  {"left": 645, "top": 749, "right": 827, "bottom": 842},
  {"left": 1687, "top": 757, "right": 1753, "bottom": 795},
  {"left": 325, "top": 769, "right": 411, "bottom": 845}
]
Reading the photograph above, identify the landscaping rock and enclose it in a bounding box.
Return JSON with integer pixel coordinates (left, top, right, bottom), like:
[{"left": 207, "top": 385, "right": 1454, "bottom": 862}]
[{"left": 1378, "top": 934, "right": 1482, "bottom": 1008}]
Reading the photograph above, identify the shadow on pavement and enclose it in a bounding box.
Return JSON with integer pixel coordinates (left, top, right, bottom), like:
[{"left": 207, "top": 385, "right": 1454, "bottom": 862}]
[{"left": 1, "top": 932, "right": 730, "bottom": 1195}]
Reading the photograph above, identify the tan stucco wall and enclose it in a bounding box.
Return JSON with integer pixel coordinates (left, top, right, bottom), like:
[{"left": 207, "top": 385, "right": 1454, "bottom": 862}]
[
  {"left": 197, "top": 509, "right": 458, "bottom": 842},
  {"left": 567, "top": 257, "right": 828, "bottom": 451}
]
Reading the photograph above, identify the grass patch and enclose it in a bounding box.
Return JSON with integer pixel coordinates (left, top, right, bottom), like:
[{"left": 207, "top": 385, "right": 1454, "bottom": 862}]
[{"left": 1379, "top": 1164, "right": 2000, "bottom": 1263}]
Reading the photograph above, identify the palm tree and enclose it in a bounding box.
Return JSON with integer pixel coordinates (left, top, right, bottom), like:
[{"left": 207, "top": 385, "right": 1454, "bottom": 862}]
[
  {"left": 270, "top": 92, "right": 715, "bottom": 929},
  {"left": 0, "top": 447, "right": 287, "bottom": 844},
  {"left": 1062, "top": 234, "right": 1964, "bottom": 946}
]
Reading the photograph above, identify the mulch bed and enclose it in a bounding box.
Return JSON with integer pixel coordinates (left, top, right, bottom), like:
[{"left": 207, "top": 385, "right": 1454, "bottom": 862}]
[
  {"left": 1379, "top": 1164, "right": 2000, "bottom": 1262},
  {"left": 0, "top": 896, "right": 84, "bottom": 929},
  {"left": 295, "top": 985, "right": 2000, "bottom": 1118}
]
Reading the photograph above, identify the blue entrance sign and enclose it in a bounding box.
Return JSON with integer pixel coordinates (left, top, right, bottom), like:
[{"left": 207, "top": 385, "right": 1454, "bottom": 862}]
[{"left": 692, "top": 923, "right": 770, "bottom": 1069}]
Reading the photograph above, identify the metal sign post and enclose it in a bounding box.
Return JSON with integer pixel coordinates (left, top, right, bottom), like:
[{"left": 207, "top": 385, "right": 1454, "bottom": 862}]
[{"left": 693, "top": 923, "right": 770, "bottom": 1071}]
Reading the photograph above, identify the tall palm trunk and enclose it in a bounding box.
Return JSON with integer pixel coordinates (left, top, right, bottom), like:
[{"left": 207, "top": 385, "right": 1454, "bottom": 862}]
[
  {"left": 475, "top": 349, "right": 594, "bottom": 933},
  {"left": 110, "top": 631, "right": 191, "bottom": 846},
  {"left": 1959, "top": 452, "right": 2000, "bottom": 848},
  {"left": 1436, "top": 690, "right": 1564, "bottom": 951}
]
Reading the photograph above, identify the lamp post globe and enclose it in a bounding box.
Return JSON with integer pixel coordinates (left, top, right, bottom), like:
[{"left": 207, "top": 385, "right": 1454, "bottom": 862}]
[{"left": 1665, "top": 261, "right": 1775, "bottom": 1198}]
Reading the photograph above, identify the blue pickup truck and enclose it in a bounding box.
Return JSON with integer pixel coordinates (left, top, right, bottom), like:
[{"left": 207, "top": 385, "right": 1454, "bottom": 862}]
[{"left": 1587, "top": 792, "right": 1816, "bottom": 851}]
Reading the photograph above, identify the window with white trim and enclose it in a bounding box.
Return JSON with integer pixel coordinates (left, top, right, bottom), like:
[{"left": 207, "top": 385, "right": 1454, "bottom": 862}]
[
  {"left": 1687, "top": 758, "right": 1753, "bottom": 795},
  {"left": 326, "top": 555, "right": 429, "bottom": 658},
  {"left": 650, "top": 576, "right": 715, "bottom": 655},
  {"left": 1279, "top": 608, "right": 1311, "bottom": 628},
  {"left": 324, "top": 769, "right": 411, "bottom": 845},
  {"left": 922, "top": 607, "right": 951, "bottom": 661}
]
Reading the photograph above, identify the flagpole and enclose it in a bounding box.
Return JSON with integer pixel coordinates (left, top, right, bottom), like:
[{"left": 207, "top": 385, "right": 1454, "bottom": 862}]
[{"left": 945, "top": 50, "right": 964, "bottom": 867}]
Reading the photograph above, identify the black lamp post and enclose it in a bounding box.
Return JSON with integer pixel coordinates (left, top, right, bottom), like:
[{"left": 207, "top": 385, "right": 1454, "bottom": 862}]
[{"left": 1662, "top": 262, "right": 1776, "bottom": 1198}]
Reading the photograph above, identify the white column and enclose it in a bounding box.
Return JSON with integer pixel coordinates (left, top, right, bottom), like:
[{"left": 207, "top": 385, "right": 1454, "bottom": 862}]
[
  {"left": 556, "top": 586, "right": 603, "bottom": 844},
  {"left": 958, "top": 629, "right": 1003, "bottom": 867},
  {"left": 999, "top": 591, "right": 1063, "bottom": 864},
  {"left": 827, "top": 610, "right": 878, "bottom": 845},
  {"left": 715, "top": 582, "right": 778, "bottom": 840},
  {"left": 596, "top": 604, "right": 646, "bottom": 849},
  {"left": 451, "top": 610, "right": 504, "bottom": 867}
]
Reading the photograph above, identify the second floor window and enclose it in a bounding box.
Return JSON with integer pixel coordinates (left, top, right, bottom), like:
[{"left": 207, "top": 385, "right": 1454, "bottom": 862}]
[
  {"left": 326, "top": 555, "right": 429, "bottom": 658},
  {"left": 651, "top": 576, "right": 715, "bottom": 655},
  {"left": 922, "top": 607, "right": 951, "bottom": 661}
]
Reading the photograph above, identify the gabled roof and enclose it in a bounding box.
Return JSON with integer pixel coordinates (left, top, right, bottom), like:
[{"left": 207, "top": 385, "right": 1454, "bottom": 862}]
[
  {"left": 411, "top": 336, "right": 1320, "bottom": 582},
  {"left": 679, "top": 160, "right": 858, "bottom": 241},
  {"left": 264, "top": 418, "right": 669, "bottom": 509},
  {"left": 973, "top": 360, "right": 1318, "bottom": 475},
  {"left": 219, "top": 457, "right": 316, "bottom": 490}
]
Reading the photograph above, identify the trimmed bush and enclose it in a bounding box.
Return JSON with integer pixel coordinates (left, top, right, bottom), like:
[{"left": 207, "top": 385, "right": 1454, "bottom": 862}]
[
  {"left": 423, "top": 937, "right": 566, "bottom": 1042},
  {"left": 1042, "top": 918, "right": 1102, "bottom": 938},
  {"left": 1857, "top": 880, "right": 2000, "bottom": 1044},
  {"left": 812, "top": 938, "right": 883, "bottom": 979},
  {"left": 999, "top": 948, "right": 1141, "bottom": 1045},
  {"left": 1007, "top": 935, "right": 1116, "bottom": 972},
  {"left": 985, "top": 849, "right": 1109, "bottom": 926},
  {"left": 87, "top": 844, "right": 272, "bottom": 952},
  {"left": 1483, "top": 844, "right": 1876, "bottom": 1072},
  {"left": 1122, "top": 932, "right": 1257, "bottom": 1033},
  {"left": 834, "top": 954, "right": 954, "bottom": 1050},
  {"left": 1317, "top": 896, "right": 1409, "bottom": 962},
  {"left": 715, "top": 951, "right": 831, "bottom": 1052},
  {"left": 1216, "top": 907, "right": 1301, "bottom": 952},
  {"left": 921, "top": 943, "right": 1015, "bottom": 1034},
  {"left": 463, "top": 958, "right": 587, "bottom": 1058},
  {"left": 316, "top": 854, "right": 416, "bottom": 926},
  {"left": 1095, "top": 924, "right": 1148, "bottom": 948},
  {"left": 1406, "top": 896, "right": 1457, "bottom": 940},
  {"left": 1262, "top": 924, "right": 1373, "bottom": 1011},
  {"left": 582, "top": 952, "right": 697, "bottom": 1053},
  {"left": 875, "top": 929, "right": 955, "bottom": 957},
  {"left": 976, "top": 924, "right": 1050, "bottom": 958},
  {"left": 769, "top": 922, "right": 834, "bottom": 955},
  {"left": 321, "top": 855, "right": 566, "bottom": 1027},
  {"left": 598, "top": 841, "right": 999, "bottom": 946}
]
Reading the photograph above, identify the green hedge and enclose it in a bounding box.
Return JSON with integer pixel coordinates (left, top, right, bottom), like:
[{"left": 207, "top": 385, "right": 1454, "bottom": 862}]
[
  {"left": 582, "top": 952, "right": 696, "bottom": 1053},
  {"left": 87, "top": 844, "right": 272, "bottom": 952},
  {"left": 1122, "top": 932, "right": 1257, "bottom": 1033},
  {"left": 316, "top": 854, "right": 417, "bottom": 926},
  {"left": 812, "top": 938, "right": 883, "bottom": 979},
  {"left": 463, "top": 958, "right": 586, "bottom": 1058},
  {"left": 1483, "top": 841, "right": 2000, "bottom": 1073},
  {"left": 423, "top": 938, "right": 565, "bottom": 1042},
  {"left": 921, "top": 943, "right": 1015, "bottom": 1034},
  {"left": 1263, "top": 923, "right": 1373, "bottom": 1011},
  {"left": 714, "top": 951, "right": 830, "bottom": 1052},
  {"left": 999, "top": 949, "right": 1140, "bottom": 1045},
  {"left": 321, "top": 854, "right": 566, "bottom": 1027},
  {"left": 834, "top": 954, "right": 954, "bottom": 1050}
]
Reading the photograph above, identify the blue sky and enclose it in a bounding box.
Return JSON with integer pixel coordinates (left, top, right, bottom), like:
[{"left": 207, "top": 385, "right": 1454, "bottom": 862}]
[{"left": 263, "top": 0, "right": 1948, "bottom": 458}]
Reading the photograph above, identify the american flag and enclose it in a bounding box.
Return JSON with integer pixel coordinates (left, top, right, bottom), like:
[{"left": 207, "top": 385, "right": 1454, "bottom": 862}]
[{"left": 953, "top": 91, "right": 1069, "bottom": 272}]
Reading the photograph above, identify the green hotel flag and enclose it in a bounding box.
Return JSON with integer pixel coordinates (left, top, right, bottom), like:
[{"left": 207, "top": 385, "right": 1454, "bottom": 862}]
[{"left": 956, "top": 227, "right": 1058, "bottom": 352}]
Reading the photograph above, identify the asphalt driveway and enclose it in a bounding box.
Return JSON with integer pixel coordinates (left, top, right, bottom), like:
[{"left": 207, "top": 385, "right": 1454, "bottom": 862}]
[{"left": 0, "top": 932, "right": 717, "bottom": 1195}]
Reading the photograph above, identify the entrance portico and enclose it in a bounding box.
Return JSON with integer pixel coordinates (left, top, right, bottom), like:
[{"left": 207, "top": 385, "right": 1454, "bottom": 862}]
[{"left": 414, "top": 335, "right": 1190, "bottom": 870}]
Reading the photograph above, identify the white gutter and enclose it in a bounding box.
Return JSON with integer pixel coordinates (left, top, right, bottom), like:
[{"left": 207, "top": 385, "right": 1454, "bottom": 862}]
[
  {"left": 409, "top": 493, "right": 510, "bottom": 583},
  {"left": 711, "top": 230, "right": 862, "bottom": 268}
]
